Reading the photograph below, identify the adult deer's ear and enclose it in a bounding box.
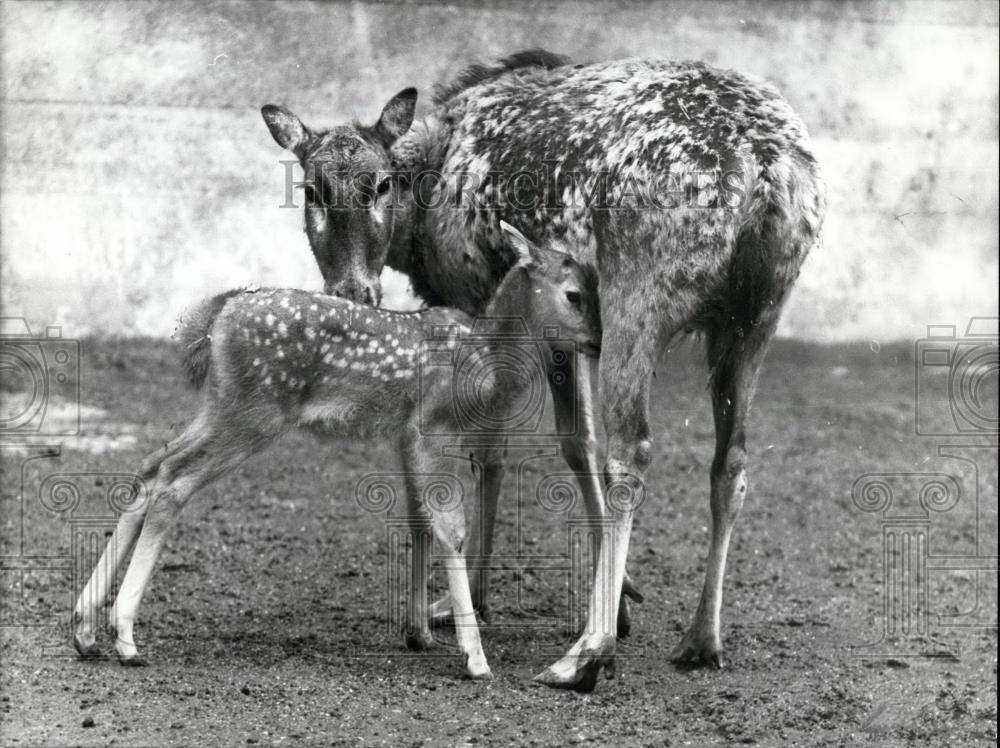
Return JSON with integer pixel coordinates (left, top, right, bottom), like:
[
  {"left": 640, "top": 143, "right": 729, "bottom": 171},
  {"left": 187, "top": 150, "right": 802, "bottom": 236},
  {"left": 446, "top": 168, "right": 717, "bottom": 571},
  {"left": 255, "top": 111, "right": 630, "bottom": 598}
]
[
  {"left": 375, "top": 88, "right": 418, "bottom": 146},
  {"left": 261, "top": 105, "right": 310, "bottom": 155},
  {"left": 500, "top": 220, "right": 542, "bottom": 267}
]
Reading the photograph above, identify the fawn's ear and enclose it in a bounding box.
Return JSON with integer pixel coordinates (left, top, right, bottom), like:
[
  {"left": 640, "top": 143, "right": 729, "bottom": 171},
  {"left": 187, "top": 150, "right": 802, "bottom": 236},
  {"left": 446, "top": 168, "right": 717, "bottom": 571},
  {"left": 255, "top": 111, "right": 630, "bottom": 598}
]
[
  {"left": 499, "top": 221, "right": 542, "bottom": 267},
  {"left": 375, "top": 88, "right": 418, "bottom": 145},
  {"left": 261, "top": 105, "right": 310, "bottom": 154}
]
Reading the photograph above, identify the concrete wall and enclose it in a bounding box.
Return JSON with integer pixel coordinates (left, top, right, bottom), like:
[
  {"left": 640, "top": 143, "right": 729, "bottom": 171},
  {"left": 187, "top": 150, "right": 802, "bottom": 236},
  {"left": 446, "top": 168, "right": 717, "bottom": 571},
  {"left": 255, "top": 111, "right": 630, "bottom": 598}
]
[{"left": 2, "top": 0, "right": 998, "bottom": 341}]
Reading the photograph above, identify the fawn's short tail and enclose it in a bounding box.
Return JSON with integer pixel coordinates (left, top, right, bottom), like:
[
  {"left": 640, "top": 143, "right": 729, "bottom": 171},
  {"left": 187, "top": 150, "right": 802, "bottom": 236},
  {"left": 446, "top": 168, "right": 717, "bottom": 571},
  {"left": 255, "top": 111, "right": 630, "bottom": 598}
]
[{"left": 174, "top": 290, "right": 243, "bottom": 389}]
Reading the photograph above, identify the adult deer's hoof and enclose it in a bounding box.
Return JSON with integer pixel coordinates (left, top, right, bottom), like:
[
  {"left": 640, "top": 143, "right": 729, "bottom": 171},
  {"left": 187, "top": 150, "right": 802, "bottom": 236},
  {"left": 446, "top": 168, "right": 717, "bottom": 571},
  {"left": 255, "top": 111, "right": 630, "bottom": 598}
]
[
  {"left": 73, "top": 633, "right": 102, "bottom": 659},
  {"left": 670, "top": 629, "right": 725, "bottom": 669},
  {"left": 533, "top": 635, "right": 616, "bottom": 693},
  {"left": 464, "top": 653, "right": 493, "bottom": 681}
]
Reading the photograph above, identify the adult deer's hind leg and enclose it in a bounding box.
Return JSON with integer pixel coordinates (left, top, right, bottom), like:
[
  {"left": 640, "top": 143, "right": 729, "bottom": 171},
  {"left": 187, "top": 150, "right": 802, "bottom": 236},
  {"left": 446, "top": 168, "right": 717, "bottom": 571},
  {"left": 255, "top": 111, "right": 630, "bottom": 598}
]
[{"left": 671, "top": 306, "right": 782, "bottom": 668}]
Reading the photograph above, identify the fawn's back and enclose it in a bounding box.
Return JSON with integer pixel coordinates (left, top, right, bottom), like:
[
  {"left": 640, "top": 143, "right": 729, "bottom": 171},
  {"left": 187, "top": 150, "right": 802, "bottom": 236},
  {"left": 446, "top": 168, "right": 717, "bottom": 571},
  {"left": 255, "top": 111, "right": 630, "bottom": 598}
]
[{"left": 205, "top": 288, "right": 470, "bottom": 438}]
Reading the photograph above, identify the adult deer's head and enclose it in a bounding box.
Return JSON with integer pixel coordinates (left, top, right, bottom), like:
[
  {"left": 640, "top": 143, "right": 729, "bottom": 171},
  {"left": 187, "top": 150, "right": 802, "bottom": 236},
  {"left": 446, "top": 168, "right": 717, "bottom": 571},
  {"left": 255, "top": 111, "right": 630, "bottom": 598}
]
[{"left": 261, "top": 89, "right": 417, "bottom": 305}]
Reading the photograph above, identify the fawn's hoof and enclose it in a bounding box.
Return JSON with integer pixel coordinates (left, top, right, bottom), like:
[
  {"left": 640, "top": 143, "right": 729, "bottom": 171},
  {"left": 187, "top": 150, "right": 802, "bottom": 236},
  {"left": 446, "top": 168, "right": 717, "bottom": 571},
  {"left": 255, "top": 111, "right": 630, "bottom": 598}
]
[
  {"left": 533, "top": 635, "right": 616, "bottom": 693},
  {"left": 670, "top": 630, "right": 725, "bottom": 669},
  {"left": 404, "top": 628, "right": 435, "bottom": 651},
  {"left": 73, "top": 634, "right": 102, "bottom": 659}
]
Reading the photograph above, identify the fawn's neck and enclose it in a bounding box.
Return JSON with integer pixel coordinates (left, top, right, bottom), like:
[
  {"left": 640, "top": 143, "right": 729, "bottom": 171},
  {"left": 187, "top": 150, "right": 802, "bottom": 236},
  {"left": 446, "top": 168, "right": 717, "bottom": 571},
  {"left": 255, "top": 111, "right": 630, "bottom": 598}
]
[
  {"left": 479, "top": 267, "right": 545, "bottom": 395},
  {"left": 483, "top": 265, "right": 534, "bottom": 333}
]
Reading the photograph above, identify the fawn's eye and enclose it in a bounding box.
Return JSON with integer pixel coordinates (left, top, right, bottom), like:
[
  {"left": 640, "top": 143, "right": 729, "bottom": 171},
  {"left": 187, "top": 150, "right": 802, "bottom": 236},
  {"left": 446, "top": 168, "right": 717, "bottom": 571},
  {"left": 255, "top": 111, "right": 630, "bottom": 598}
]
[
  {"left": 376, "top": 177, "right": 392, "bottom": 197},
  {"left": 565, "top": 290, "right": 582, "bottom": 307},
  {"left": 302, "top": 184, "right": 318, "bottom": 205}
]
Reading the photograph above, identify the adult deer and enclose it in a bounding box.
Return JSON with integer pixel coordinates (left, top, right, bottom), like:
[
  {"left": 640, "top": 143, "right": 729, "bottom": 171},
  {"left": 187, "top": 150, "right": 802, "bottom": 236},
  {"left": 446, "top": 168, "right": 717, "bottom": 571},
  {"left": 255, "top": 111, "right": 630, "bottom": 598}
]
[
  {"left": 72, "top": 222, "right": 601, "bottom": 679},
  {"left": 261, "top": 51, "right": 825, "bottom": 692}
]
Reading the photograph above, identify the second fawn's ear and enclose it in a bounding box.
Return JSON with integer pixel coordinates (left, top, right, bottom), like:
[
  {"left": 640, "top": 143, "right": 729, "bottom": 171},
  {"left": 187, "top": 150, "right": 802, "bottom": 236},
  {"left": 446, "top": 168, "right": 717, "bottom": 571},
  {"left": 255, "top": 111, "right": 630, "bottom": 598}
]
[
  {"left": 261, "top": 105, "right": 310, "bottom": 155},
  {"left": 499, "top": 220, "right": 542, "bottom": 267},
  {"left": 375, "top": 88, "right": 418, "bottom": 146}
]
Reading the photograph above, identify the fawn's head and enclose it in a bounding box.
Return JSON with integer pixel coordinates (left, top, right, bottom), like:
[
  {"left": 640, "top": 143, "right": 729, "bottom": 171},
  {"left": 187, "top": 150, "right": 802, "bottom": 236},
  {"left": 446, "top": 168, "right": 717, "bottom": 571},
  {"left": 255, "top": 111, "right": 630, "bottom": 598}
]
[
  {"left": 497, "top": 221, "right": 602, "bottom": 358},
  {"left": 261, "top": 89, "right": 418, "bottom": 305}
]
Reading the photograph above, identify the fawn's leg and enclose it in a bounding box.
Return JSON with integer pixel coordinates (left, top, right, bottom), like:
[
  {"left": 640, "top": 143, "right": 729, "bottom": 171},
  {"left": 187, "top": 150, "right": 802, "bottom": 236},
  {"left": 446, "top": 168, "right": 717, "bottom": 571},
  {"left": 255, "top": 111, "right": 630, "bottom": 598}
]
[
  {"left": 73, "top": 512, "right": 145, "bottom": 656},
  {"left": 405, "top": 517, "right": 434, "bottom": 651},
  {"left": 110, "top": 427, "right": 267, "bottom": 664},
  {"left": 434, "top": 499, "right": 491, "bottom": 679},
  {"left": 429, "top": 440, "right": 506, "bottom": 626},
  {"left": 536, "top": 283, "right": 669, "bottom": 692},
  {"left": 73, "top": 439, "right": 183, "bottom": 656},
  {"left": 671, "top": 309, "right": 781, "bottom": 667},
  {"left": 402, "top": 439, "right": 435, "bottom": 651},
  {"left": 401, "top": 436, "right": 491, "bottom": 677},
  {"left": 548, "top": 348, "right": 643, "bottom": 637}
]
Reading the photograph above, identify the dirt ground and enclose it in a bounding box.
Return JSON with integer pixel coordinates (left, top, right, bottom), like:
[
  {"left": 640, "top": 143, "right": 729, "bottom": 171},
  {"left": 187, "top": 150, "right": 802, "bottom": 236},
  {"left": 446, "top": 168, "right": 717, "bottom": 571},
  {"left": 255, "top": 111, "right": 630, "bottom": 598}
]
[{"left": 1, "top": 337, "right": 996, "bottom": 746}]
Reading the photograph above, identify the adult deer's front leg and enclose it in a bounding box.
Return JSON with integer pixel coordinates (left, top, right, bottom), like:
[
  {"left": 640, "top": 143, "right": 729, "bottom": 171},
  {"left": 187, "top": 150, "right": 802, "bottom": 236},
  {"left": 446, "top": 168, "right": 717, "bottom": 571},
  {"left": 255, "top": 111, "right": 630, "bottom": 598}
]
[
  {"left": 535, "top": 309, "right": 660, "bottom": 692},
  {"left": 548, "top": 349, "right": 642, "bottom": 637}
]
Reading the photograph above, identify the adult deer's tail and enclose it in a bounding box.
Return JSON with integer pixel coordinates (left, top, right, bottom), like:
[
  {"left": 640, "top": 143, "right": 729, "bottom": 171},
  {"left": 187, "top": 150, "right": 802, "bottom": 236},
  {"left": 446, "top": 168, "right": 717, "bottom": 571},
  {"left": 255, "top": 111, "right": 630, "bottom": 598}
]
[{"left": 174, "top": 290, "right": 241, "bottom": 389}]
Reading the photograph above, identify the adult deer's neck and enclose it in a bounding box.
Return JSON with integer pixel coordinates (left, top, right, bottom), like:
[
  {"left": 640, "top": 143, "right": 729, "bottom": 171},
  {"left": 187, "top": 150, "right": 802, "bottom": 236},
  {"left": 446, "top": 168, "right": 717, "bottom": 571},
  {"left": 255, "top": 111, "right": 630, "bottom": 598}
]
[{"left": 385, "top": 117, "right": 510, "bottom": 315}]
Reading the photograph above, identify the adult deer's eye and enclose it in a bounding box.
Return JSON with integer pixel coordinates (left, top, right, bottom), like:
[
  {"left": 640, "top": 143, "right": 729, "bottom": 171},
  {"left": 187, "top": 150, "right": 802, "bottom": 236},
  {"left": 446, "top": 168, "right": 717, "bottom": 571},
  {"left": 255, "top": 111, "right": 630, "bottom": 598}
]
[
  {"left": 376, "top": 176, "right": 392, "bottom": 196},
  {"left": 565, "top": 290, "right": 582, "bottom": 307}
]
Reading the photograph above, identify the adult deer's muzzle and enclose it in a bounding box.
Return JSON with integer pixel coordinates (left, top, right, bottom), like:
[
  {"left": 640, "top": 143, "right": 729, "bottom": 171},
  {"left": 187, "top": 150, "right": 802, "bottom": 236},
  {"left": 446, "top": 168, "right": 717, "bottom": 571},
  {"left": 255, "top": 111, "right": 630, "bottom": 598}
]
[{"left": 327, "top": 277, "right": 382, "bottom": 307}]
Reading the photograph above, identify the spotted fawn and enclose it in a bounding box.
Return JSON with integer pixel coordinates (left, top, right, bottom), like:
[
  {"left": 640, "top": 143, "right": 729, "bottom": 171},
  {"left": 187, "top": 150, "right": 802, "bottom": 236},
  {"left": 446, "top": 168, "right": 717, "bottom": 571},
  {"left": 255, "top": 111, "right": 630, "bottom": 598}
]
[{"left": 73, "top": 222, "right": 600, "bottom": 680}]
